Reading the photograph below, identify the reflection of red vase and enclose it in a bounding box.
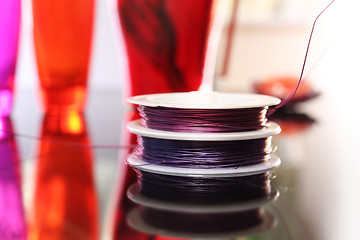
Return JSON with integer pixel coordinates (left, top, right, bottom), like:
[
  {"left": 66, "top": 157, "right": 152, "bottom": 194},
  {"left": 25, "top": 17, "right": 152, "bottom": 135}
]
[
  {"left": 118, "top": 0, "right": 214, "bottom": 96},
  {"left": 0, "top": 117, "right": 26, "bottom": 239},
  {"left": 30, "top": 112, "right": 98, "bottom": 240},
  {"left": 32, "top": 0, "right": 95, "bottom": 113}
]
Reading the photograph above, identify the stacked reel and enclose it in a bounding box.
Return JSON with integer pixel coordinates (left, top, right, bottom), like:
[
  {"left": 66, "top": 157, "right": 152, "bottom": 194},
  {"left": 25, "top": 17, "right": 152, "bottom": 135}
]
[{"left": 126, "top": 91, "right": 282, "bottom": 238}]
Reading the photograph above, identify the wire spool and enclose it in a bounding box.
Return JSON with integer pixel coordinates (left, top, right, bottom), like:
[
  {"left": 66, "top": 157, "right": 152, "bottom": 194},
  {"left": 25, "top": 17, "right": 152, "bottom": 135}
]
[
  {"left": 127, "top": 119, "right": 281, "bottom": 170},
  {"left": 127, "top": 91, "right": 281, "bottom": 170},
  {"left": 134, "top": 136, "right": 273, "bottom": 168},
  {"left": 138, "top": 105, "right": 268, "bottom": 132},
  {"left": 128, "top": 91, "right": 281, "bottom": 133}
]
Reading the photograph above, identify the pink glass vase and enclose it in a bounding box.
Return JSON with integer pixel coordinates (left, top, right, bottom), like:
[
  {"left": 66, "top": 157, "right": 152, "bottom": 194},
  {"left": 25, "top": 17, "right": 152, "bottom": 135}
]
[{"left": 0, "top": 0, "right": 21, "bottom": 116}]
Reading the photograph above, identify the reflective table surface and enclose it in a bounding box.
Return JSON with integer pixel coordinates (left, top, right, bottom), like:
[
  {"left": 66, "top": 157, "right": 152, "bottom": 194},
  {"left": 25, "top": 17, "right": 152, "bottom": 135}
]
[{"left": 4, "top": 87, "right": 360, "bottom": 240}]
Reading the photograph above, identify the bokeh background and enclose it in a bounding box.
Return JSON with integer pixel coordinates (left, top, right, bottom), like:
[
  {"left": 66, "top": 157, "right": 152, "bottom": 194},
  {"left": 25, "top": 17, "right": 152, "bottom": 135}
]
[{"left": 3, "top": 0, "right": 360, "bottom": 239}]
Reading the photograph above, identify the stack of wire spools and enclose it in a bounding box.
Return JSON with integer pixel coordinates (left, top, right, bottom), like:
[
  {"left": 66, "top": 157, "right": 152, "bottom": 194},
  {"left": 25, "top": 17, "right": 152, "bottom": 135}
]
[{"left": 126, "top": 91, "right": 282, "bottom": 238}]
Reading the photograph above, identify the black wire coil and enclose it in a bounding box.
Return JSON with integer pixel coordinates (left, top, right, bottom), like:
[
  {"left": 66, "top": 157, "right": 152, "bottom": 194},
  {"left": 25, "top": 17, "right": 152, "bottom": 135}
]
[{"left": 134, "top": 136, "right": 273, "bottom": 168}]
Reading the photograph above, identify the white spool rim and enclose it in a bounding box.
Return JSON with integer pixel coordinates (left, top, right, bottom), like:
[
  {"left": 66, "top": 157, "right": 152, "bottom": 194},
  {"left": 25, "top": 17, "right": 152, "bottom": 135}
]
[
  {"left": 127, "top": 120, "right": 281, "bottom": 141},
  {"left": 127, "top": 183, "right": 279, "bottom": 213},
  {"left": 127, "top": 208, "right": 277, "bottom": 240},
  {"left": 127, "top": 153, "right": 281, "bottom": 177},
  {"left": 128, "top": 91, "right": 280, "bottom": 109}
]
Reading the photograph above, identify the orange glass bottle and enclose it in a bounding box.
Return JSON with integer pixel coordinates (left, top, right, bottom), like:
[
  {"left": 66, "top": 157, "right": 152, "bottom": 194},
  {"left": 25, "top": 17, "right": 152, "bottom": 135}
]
[
  {"left": 29, "top": 112, "right": 98, "bottom": 240},
  {"left": 32, "top": 0, "right": 95, "bottom": 113}
]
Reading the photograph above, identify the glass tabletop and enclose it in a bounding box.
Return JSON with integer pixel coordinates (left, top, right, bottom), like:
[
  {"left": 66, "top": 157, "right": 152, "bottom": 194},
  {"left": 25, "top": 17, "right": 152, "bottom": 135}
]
[{"left": 3, "top": 88, "right": 360, "bottom": 240}]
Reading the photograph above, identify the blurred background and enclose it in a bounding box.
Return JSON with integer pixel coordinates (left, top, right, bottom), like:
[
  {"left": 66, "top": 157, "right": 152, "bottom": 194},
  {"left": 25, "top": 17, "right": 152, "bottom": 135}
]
[
  {"left": 15, "top": 0, "right": 350, "bottom": 95},
  {"left": 2, "top": 0, "right": 360, "bottom": 239},
  {"left": 14, "top": 0, "right": 360, "bottom": 119}
]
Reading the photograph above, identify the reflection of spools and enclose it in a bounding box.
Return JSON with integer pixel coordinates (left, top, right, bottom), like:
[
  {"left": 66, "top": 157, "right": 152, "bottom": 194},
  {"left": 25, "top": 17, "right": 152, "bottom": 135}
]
[
  {"left": 131, "top": 171, "right": 277, "bottom": 204},
  {"left": 140, "top": 207, "right": 263, "bottom": 233},
  {"left": 126, "top": 185, "right": 278, "bottom": 239}
]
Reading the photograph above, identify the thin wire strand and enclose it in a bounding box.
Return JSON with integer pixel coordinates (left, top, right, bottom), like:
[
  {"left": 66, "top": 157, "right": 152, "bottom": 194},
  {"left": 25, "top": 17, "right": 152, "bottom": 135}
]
[{"left": 268, "top": 0, "right": 336, "bottom": 116}]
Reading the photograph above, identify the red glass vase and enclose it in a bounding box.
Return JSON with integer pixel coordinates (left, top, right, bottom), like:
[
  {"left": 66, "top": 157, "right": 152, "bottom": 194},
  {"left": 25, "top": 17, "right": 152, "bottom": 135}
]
[{"left": 118, "top": 0, "right": 215, "bottom": 96}]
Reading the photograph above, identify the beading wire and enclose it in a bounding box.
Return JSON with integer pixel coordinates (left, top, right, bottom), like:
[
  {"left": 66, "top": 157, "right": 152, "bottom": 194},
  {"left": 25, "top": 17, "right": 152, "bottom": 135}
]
[
  {"left": 138, "top": 106, "right": 269, "bottom": 133},
  {"left": 134, "top": 136, "right": 273, "bottom": 168}
]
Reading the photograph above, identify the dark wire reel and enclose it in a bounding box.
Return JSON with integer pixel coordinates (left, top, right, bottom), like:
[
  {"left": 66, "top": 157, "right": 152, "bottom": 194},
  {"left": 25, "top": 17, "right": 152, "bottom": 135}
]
[
  {"left": 134, "top": 136, "right": 273, "bottom": 168},
  {"left": 135, "top": 170, "right": 274, "bottom": 204},
  {"left": 138, "top": 105, "right": 269, "bottom": 133}
]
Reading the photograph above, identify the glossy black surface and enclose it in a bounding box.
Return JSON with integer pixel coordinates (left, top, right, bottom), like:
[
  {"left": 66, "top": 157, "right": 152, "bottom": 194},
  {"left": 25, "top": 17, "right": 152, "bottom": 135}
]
[{"left": 5, "top": 89, "right": 359, "bottom": 240}]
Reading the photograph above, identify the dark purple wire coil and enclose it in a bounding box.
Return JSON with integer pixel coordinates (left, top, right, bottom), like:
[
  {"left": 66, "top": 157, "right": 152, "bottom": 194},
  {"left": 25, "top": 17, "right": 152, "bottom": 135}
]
[
  {"left": 139, "top": 207, "right": 264, "bottom": 234},
  {"left": 134, "top": 136, "right": 272, "bottom": 168},
  {"left": 136, "top": 170, "right": 272, "bottom": 204},
  {"left": 138, "top": 106, "right": 269, "bottom": 133}
]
